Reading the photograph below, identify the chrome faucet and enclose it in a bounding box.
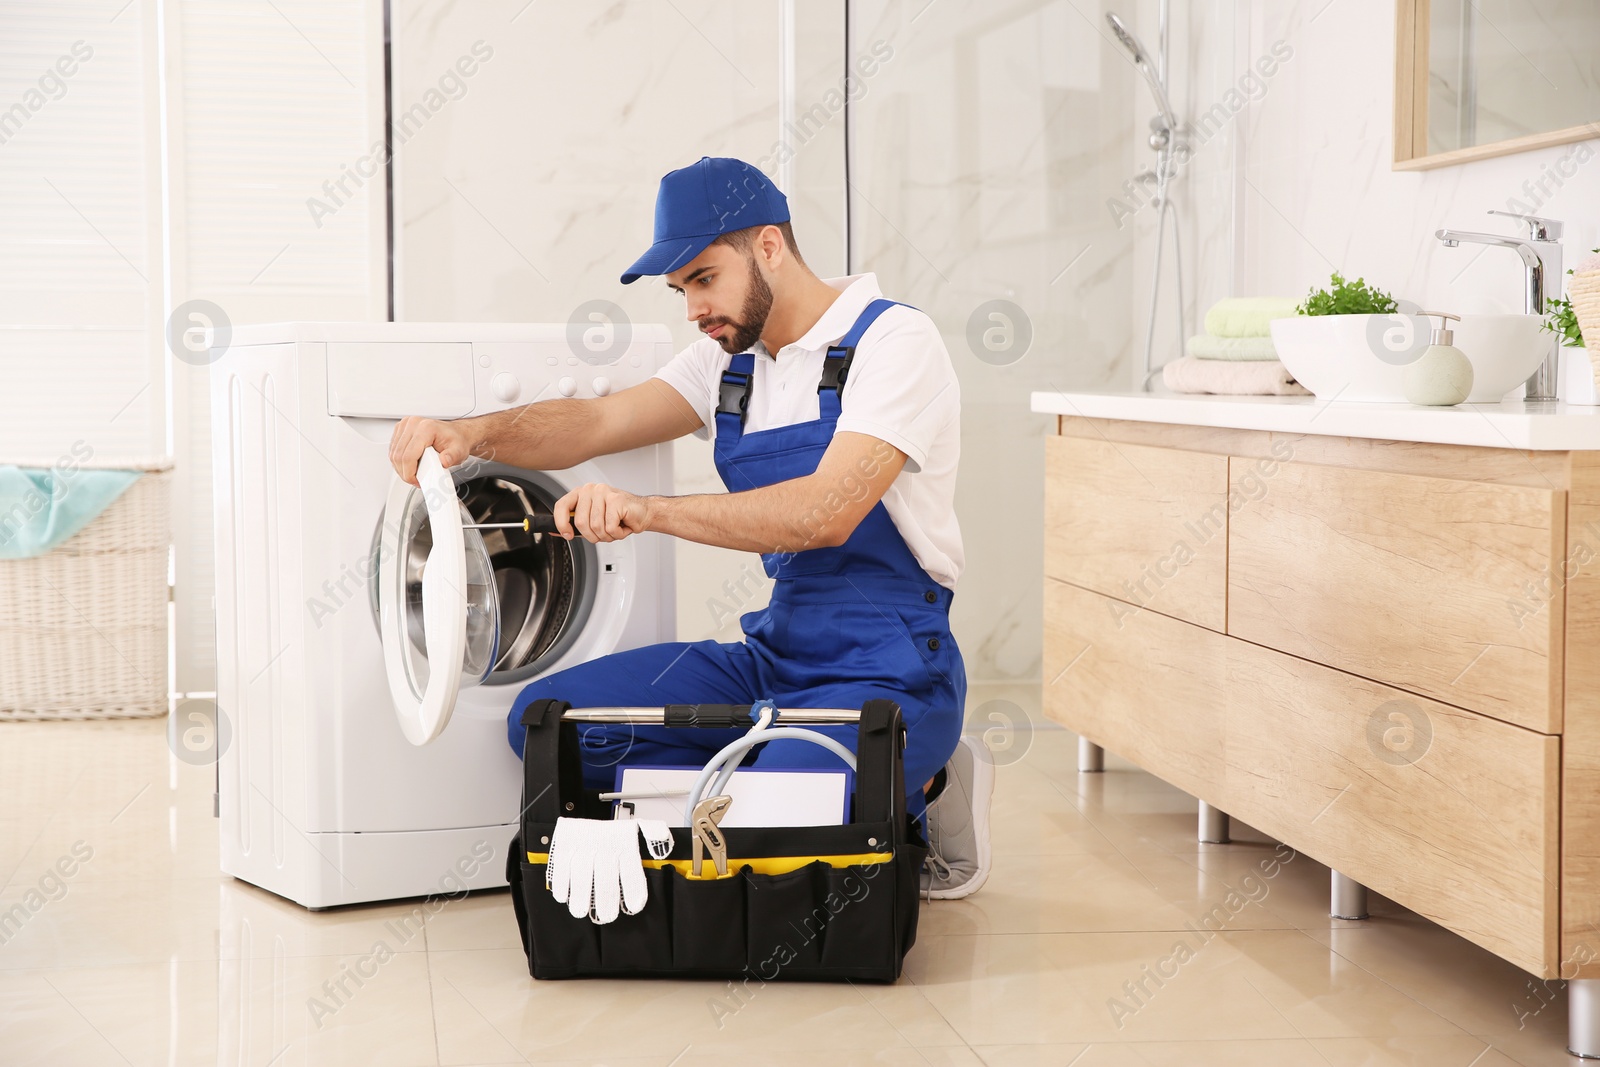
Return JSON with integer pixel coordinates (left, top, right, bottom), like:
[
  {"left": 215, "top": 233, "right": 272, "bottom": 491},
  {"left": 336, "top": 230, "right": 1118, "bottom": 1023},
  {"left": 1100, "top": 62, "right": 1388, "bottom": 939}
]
[{"left": 1435, "top": 210, "right": 1564, "bottom": 401}]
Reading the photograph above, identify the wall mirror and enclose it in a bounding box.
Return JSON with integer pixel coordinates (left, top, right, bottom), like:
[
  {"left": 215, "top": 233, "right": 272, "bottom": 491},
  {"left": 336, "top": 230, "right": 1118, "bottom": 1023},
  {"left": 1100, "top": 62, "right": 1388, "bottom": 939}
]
[{"left": 1395, "top": 0, "right": 1600, "bottom": 169}]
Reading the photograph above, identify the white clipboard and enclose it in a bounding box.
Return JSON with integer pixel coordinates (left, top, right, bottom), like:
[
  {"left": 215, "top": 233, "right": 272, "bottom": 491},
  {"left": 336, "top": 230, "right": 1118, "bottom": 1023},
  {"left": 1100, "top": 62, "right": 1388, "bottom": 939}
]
[{"left": 608, "top": 765, "right": 851, "bottom": 827}]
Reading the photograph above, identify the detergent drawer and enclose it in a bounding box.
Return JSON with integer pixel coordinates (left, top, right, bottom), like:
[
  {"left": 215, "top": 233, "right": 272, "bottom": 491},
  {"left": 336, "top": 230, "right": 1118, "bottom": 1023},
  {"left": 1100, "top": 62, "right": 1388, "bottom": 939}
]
[{"left": 326, "top": 341, "right": 476, "bottom": 418}]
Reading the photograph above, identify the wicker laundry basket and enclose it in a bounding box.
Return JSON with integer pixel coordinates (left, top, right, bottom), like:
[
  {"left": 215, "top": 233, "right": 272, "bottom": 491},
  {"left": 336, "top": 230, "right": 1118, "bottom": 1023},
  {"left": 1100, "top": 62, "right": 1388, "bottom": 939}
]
[{"left": 0, "top": 460, "right": 172, "bottom": 720}]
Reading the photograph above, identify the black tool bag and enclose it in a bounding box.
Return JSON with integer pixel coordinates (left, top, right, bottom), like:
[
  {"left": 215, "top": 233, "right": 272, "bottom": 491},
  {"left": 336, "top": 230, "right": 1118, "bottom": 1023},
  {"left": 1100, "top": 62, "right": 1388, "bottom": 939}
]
[{"left": 507, "top": 698, "right": 927, "bottom": 982}]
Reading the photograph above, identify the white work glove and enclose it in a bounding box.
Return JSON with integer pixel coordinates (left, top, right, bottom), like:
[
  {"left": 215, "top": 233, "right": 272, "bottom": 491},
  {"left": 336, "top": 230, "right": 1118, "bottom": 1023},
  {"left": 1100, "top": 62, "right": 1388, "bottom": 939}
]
[{"left": 546, "top": 817, "right": 675, "bottom": 924}]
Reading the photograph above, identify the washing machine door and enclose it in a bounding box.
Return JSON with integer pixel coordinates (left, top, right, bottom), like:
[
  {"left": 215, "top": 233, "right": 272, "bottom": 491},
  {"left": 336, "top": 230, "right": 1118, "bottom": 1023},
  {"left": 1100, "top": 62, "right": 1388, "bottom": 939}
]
[{"left": 378, "top": 447, "right": 501, "bottom": 745}]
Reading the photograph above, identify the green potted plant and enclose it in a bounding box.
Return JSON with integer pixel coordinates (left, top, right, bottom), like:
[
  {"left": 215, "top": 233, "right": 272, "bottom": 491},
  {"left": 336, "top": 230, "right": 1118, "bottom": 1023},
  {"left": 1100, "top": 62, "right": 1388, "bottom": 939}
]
[
  {"left": 1294, "top": 272, "right": 1399, "bottom": 316},
  {"left": 1271, "top": 270, "right": 1548, "bottom": 402},
  {"left": 1543, "top": 293, "right": 1584, "bottom": 350},
  {"left": 1269, "top": 272, "right": 1413, "bottom": 400}
]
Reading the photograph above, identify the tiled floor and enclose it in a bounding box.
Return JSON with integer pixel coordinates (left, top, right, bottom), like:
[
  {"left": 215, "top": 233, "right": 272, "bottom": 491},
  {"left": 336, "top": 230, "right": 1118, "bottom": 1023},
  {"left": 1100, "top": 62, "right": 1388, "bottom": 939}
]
[{"left": 0, "top": 706, "right": 1582, "bottom": 1065}]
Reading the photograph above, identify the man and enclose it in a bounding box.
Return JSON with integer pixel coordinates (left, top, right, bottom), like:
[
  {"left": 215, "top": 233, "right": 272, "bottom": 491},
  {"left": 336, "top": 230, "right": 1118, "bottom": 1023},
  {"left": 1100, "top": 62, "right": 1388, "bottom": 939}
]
[{"left": 389, "top": 156, "right": 989, "bottom": 898}]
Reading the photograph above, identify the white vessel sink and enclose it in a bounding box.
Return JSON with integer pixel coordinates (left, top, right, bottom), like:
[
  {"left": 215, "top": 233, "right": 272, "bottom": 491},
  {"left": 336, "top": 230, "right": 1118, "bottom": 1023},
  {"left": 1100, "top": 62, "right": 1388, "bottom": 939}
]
[{"left": 1270, "top": 313, "right": 1552, "bottom": 403}]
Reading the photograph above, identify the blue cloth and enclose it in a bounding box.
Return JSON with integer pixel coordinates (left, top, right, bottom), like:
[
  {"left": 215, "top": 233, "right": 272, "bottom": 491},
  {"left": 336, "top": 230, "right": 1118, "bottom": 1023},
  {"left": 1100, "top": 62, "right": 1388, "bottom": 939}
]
[
  {"left": 511, "top": 298, "right": 966, "bottom": 827},
  {"left": 0, "top": 466, "right": 141, "bottom": 559}
]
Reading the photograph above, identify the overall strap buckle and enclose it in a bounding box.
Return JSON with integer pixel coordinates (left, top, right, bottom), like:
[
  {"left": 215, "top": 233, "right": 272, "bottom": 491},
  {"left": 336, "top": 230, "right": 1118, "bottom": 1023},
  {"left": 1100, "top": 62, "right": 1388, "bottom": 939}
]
[
  {"left": 716, "top": 369, "right": 753, "bottom": 424},
  {"left": 818, "top": 345, "right": 853, "bottom": 393},
  {"left": 817, "top": 298, "right": 907, "bottom": 397}
]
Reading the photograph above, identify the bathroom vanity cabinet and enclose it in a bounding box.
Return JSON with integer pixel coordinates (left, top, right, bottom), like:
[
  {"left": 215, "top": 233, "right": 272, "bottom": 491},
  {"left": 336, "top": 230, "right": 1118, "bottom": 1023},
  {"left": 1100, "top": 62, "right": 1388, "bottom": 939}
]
[{"left": 1031, "top": 392, "right": 1600, "bottom": 996}]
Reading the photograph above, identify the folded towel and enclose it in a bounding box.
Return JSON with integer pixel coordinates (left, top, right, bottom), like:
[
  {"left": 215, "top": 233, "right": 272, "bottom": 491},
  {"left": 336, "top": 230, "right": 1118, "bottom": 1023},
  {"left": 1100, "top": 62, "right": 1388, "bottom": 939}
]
[
  {"left": 1203, "top": 297, "right": 1301, "bottom": 338},
  {"left": 1161, "top": 356, "right": 1311, "bottom": 396},
  {"left": 0, "top": 466, "right": 142, "bottom": 559},
  {"left": 1185, "top": 334, "right": 1280, "bottom": 361}
]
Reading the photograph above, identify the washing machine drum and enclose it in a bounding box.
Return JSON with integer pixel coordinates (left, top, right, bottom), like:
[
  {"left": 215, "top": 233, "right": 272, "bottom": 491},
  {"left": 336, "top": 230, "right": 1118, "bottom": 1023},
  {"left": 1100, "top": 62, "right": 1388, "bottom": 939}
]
[
  {"left": 457, "top": 474, "right": 589, "bottom": 674},
  {"left": 375, "top": 448, "right": 593, "bottom": 746}
]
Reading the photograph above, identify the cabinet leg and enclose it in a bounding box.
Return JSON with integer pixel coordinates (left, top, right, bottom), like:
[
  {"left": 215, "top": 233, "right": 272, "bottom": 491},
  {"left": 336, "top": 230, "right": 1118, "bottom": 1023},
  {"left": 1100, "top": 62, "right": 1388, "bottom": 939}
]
[
  {"left": 1077, "top": 737, "right": 1104, "bottom": 773},
  {"left": 1330, "top": 870, "right": 1369, "bottom": 920},
  {"left": 1198, "top": 801, "right": 1229, "bottom": 843},
  {"left": 1572, "top": 979, "right": 1600, "bottom": 1059}
]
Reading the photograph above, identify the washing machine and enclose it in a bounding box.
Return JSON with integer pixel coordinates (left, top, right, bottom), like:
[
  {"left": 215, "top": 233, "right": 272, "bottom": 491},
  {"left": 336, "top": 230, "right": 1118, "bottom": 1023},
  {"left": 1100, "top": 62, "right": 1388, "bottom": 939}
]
[{"left": 208, "top": 322, "right": 676, "bottom": 909}]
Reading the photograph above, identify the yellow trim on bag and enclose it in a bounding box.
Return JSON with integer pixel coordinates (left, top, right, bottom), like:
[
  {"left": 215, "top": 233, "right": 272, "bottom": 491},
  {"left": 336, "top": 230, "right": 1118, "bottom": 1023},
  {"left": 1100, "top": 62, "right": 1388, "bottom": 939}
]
[{"left": 525, "top": 851, "right": 894, "bottom": 880}]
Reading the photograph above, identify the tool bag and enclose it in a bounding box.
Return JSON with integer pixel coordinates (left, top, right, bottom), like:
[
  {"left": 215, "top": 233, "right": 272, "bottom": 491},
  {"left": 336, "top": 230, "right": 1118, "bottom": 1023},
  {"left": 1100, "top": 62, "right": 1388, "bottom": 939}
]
[{"left": 507, "top": 698, "right": 927, "bottom": 982}]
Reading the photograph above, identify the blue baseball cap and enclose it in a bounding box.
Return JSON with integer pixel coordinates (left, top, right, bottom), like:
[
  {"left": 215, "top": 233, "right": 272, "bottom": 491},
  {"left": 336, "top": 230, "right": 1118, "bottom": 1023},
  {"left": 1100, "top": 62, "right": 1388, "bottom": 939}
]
[{"left": 620, "top": 157, "right": 790, "bottom": 284}]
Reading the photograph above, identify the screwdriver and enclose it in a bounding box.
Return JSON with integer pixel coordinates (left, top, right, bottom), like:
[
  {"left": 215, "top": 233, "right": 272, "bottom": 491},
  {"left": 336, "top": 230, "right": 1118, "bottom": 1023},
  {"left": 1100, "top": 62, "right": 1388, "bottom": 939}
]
[{"left": 461, "top": 514, "right": 566, "bottom": 534}]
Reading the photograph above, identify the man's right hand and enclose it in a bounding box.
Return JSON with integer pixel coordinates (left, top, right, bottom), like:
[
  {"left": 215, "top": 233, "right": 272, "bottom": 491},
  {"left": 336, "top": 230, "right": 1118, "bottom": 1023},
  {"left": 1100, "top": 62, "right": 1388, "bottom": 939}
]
[{"left": 388, "top": 416, "right": 480, "bottom": 487}]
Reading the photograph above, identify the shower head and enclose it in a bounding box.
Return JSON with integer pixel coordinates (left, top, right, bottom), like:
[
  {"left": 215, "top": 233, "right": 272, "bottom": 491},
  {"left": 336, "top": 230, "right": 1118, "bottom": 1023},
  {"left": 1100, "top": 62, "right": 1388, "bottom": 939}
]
[
  {"left": 1106, "top": 12, "right": 1148, "bottom": 65},
  {"left": 1106, "top": 11, "right": 1180, "bottom": 140}
]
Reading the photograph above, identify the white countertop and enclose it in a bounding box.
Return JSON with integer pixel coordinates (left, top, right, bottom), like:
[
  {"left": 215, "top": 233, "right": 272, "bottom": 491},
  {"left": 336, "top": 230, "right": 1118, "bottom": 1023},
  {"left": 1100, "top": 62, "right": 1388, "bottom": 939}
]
[{"left": 1029, "top": 390, "right": 1600, "bottom": 452}]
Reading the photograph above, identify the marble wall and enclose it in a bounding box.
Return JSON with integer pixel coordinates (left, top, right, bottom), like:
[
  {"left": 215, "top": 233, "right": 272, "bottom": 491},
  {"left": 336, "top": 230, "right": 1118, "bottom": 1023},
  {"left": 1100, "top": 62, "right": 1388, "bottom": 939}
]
[
  {"left": 1245, "top": 0, "right": 1600, "bottom": 311},
  {"left": 396, "top": 0, "right": 1142, "bottom": 702},
  {"left": 845, "top": 0, "right": 1137, "bottom": 692},
  {"left": 1133, "top": 0, "right": 1600, "bottom": 377},
  {"left": 391, "top": 0, "right": 846, "bottom": 648}
]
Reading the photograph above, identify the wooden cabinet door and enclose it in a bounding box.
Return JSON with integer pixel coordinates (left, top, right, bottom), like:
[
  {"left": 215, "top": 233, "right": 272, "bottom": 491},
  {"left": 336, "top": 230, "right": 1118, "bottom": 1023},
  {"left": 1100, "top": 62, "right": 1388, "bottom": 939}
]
[
  {"left": 1043, "top": 578, "right": 1228, "bottom": 801},
  {"left": 1226, "top": 640, "right": 1559, "bottom": 976},
  {"left": 1045, "top": 435, "right": 1230, "bottom": 632},
  {"left": 1228, "top": 460, "right": 1565, "bottom": 733}
]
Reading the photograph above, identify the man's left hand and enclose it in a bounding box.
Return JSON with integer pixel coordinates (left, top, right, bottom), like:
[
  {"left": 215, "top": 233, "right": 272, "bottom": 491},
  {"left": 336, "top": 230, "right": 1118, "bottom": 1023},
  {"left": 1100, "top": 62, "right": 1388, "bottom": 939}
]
[{"left": 552, "top": 482, "right": 654, "bottom": 543}]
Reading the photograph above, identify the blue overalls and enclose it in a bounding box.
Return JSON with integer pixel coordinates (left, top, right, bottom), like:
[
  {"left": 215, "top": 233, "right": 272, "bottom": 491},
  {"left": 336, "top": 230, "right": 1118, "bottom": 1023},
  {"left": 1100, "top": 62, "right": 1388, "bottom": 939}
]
[{"left": 508, "top": 299, "right": 966, "bottom": 826}]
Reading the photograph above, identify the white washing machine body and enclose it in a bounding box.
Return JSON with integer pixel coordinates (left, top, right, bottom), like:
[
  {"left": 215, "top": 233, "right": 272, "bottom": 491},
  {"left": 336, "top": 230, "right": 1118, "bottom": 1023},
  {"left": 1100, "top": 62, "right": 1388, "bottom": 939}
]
[{"left": 209, "top": 322, "right": 676, "bottom": 908}]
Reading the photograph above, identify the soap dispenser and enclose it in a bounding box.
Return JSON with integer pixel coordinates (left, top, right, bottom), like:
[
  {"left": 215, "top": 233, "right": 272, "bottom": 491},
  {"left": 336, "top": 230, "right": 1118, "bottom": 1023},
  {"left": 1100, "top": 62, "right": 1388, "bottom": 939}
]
[{"left": 1402, "top": 311, "right": 1474, "bottom": 406}]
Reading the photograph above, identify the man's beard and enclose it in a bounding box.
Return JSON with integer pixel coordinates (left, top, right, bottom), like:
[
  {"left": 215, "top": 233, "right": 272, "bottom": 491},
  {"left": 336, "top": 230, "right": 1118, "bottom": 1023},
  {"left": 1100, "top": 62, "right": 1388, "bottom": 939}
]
[{"left": 702, "top": 257, "right": 773, "bottom": 354}]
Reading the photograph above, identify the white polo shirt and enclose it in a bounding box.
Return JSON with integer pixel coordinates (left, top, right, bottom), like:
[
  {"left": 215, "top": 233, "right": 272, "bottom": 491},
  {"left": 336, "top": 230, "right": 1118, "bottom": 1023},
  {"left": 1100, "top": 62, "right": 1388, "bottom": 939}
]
[{"left": 652, "top": 273, "right": 963, "bottom": 590}]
